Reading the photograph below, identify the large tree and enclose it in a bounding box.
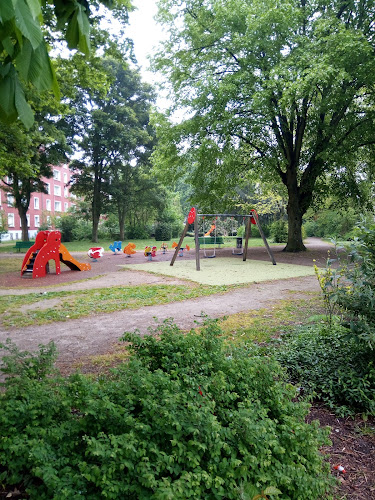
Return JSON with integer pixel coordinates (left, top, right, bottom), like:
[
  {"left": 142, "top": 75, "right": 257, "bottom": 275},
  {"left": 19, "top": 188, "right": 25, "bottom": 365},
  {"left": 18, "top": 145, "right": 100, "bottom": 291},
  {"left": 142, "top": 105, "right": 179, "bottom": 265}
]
[
  {"left": 69, "top": 59, "right": 156, "bottom": 242},
  {"left": 153, "top": 0, "right": 375, "bottom": 251},
  {"left": 0, "top": 89, "right": 68, "bottom": 240}
]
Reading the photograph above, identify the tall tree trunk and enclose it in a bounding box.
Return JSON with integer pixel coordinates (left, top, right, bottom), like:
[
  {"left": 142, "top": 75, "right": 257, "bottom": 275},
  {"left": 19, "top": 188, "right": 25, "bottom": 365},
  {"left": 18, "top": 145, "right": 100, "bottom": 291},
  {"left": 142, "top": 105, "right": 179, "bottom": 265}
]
[
  {"left": 118, "top": 210, "right": 126, "bottom": 241},
  {"left": 19, "top": 208, "right": 29, "bottom": 241},
  {"left": 284, "top": 188, "right": 306, "bottom": 252},
  {"left": 92, "top": 215, "right": 99, "bottom": 243},
  {"left": 92, "top": 166, "right": 102, "bottom": 243}
]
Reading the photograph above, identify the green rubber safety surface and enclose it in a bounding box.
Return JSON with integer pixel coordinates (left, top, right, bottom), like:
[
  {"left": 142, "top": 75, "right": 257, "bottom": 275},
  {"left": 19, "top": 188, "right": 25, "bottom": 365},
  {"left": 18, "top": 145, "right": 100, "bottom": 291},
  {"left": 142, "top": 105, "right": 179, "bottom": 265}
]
[{"left": 122, "top": 257, "right": 315, "bottom": 286}]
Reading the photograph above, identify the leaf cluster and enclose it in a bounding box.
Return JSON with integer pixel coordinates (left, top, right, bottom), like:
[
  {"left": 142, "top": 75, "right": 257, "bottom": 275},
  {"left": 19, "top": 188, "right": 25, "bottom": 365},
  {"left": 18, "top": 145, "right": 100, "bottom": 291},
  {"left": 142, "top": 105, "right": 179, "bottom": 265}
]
[{"left": 0, "top": 320, "right": 333, "bottom": 499}]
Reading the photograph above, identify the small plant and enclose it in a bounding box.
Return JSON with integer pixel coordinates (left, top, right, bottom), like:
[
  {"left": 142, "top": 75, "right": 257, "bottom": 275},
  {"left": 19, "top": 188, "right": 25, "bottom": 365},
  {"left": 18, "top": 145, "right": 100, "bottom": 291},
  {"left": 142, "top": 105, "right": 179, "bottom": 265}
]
[{"left": 273, "top": 323, "right": 375, "bottom": 416}]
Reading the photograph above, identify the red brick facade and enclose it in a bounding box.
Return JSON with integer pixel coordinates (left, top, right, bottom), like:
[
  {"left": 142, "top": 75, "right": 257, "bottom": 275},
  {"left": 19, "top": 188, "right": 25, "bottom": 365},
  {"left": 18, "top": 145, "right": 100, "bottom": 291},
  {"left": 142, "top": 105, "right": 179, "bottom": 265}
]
[{"left": 0, "top": 164, "right": 76, "bottom": 241}]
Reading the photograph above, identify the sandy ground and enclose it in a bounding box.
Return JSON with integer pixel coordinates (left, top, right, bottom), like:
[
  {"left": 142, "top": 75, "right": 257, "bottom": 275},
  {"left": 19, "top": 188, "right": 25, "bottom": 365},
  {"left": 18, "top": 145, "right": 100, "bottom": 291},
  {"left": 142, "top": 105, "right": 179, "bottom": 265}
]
[{"left": 0, "top": 238, "right": 331, "bottom": 363}]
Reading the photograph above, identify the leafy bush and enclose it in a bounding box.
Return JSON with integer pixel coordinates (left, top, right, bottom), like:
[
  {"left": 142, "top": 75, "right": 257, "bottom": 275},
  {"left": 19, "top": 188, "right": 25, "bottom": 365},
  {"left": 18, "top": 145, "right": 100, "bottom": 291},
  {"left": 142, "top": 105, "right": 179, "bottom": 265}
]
[
  {"left": 303, "top": 208, "right": 358, "bottom": 239},
  {"left": 273, "top": 323, "right": 375, "bottom": 417},
  {"left": 270, "top": 220, "right": 288, "bottom": 243},
  {"left": 126, "top": 224, "right": 151, "bottom": 239},
  {"left": 154, "top": 222, "right": 172, "bottom": 241},
  {"left": 0, "top": 321, "right": 333, "bottom": 499},
  {"left": 56, "top": 214, "right": 78, "bottom": 242},
  {"left": 71, "top": 219, "right": 92, "bottom": 240}
]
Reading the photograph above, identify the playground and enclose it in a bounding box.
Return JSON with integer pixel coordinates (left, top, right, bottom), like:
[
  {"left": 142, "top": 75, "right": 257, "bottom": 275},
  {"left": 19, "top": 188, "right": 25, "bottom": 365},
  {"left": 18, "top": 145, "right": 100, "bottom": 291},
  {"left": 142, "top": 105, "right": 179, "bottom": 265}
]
[{"left": 0, "top": 237, "right": 374, "bottom": 500}]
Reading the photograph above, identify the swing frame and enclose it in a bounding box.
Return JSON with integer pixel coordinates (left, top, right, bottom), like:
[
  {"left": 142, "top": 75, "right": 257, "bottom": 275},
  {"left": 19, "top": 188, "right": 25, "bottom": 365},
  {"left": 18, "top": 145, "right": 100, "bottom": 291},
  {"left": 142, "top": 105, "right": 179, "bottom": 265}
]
[{"left": 170, "top": 208, "right": 276, "bottom": 270}]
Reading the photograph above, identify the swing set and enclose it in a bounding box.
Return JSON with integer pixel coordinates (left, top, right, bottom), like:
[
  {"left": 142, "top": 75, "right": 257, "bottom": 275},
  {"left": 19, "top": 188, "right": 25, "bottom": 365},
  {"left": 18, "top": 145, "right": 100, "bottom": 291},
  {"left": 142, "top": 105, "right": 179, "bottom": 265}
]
[{"left": 170, "top": 207, "right": 276, "bottom": 271}]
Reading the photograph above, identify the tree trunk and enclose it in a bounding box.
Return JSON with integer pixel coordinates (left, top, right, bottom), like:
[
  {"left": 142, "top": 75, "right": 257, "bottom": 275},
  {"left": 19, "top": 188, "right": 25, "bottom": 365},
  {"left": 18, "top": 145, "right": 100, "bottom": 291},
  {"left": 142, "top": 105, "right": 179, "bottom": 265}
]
[
  {"left": 118, "top": 206, "right": 126, "bottom": 241},
  {"left": 19, "top": 209, "right": 29, "bottom": 241},
  {"left": 284, "top": 189, "right": 306, "bottom": 252}
]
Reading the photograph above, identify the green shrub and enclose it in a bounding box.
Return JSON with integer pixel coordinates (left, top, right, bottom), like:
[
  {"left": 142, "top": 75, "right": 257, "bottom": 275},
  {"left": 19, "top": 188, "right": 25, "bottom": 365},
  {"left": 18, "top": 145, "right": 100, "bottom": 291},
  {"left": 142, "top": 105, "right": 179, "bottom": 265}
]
[
  {"left": 154, "top": 222, "right": 172, "bottom": 241},
  {"left": 72, "top": 220, "right": 92, "bottom": 240},
  {"left": 126, "top": 224, "right": 151, "bottom": 239},
  {"left": 0, "top": 321, "right": 333, "bottom": 499},
  {"left": 270, "top": 220, "right": 288, "bottom": 243},
  {"left": 273, "top": 323, "right": 375, "bottom": 417}
]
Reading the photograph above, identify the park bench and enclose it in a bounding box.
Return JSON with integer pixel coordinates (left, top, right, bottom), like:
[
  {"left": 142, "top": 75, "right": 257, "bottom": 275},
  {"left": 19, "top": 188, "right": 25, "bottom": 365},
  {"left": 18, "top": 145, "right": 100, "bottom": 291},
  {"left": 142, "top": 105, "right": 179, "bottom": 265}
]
[
  {"left": 198, "top": 236, "right": 225, "bottom": 246},
  {"left": 13, "top": 241, "right": 34, "bottom": 252}
]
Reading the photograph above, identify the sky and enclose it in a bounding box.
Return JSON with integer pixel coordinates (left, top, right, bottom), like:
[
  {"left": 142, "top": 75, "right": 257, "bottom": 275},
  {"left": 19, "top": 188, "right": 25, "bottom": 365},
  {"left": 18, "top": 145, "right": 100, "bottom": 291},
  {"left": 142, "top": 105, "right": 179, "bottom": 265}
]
[{"left": 125, "top": 0, "right": 167, "bottom": 91}]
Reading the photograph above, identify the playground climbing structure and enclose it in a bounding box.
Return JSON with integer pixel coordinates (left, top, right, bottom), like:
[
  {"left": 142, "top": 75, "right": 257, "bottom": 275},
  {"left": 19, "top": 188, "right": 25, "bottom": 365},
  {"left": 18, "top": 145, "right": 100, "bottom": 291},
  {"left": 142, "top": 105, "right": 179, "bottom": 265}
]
[{"left": 21, "top": 230, "right": 91, "bottom": 279}]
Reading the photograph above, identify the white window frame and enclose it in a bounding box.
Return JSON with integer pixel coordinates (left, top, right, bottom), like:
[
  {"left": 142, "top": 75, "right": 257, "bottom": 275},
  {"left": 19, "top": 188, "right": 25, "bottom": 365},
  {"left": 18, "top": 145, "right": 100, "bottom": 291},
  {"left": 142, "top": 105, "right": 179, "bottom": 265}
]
[
  {"left": 46, "top": 182, "right": 50, "bottom": 194},
  {"left": 8, "top": 213, "right": 14, "bottom": 227},
  {"left": 34, "top": 215, "right": 40, "bottom": 227},
  {"left": 54, "top": 201, "right": 61, "bottom": 212},
  {"left": 54, "top": 185, "right": 61, "bottom": 196},
  {"left": 46, "top": 199, "right": 51, "bottom": 211},
  {"left": 53, "top": 169, "right": 61, "bottom": 181},
  {"left": 64, "top": 202, "right": 69, "bottom": 212},
  {"left": 7, "top": 194, "right": 14, "bottom": 207},
  {"left": 34, "top": 197, "right": 39, "bottom": 209},
  {"left": 63, "top": 172, "right": 68, "bottom": 183}
]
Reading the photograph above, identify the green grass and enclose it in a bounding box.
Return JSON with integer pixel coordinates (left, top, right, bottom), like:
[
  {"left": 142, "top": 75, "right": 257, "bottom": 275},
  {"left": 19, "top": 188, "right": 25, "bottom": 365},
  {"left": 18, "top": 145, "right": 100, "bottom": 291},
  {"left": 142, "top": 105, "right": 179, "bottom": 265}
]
[
  {"left": 217, "top": 294, "right": 324, "bottom": 346},
  {"left": 0, "top": 237, "right": 267, "bottom": 254},
  {"left": 0, "top": 257, "right": 24, "bottom": 273},
  {"left": 0, "top": 283, "right": 229, "bottom": 327}
]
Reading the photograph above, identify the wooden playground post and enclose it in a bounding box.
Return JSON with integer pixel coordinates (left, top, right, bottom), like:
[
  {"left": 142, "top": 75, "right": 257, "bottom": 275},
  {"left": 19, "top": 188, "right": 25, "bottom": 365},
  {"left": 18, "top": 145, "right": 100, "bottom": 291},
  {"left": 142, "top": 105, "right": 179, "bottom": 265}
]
[
  {"left": 243, "top": 216, "right": 252, "bottom": 261},
  {"left": 252, "top": 211, "right": 276, "bottom": 265},
  {"left": 195, "top": 213, "right": 200, "bottom": 271},
  {"left": 170, "top": 221, "right": 189, "bottom": 266}
]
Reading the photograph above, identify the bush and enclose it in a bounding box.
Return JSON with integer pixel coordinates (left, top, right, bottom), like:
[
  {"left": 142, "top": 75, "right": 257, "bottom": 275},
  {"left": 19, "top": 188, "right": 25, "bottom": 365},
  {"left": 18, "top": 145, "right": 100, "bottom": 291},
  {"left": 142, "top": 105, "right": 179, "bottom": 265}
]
[
  {"left": 270, "top": 219, "right": 288, "bottom": 243},
  {"left": 72, "top": 220, "right": 92, "bottom": 240},
  {"left": 0, "top": 321, "right": 333, "bottom": 499},
  {"left": 154, "top": 222, "right": 172, "bottom": 241},
  {"left": 273, "top": 323, "right": 375, "bottom": 416},
  {"left": 126, "top": 224, "right": 151, "bottom": 239},
  {"left": 56, "top": 214, "right": 78, "bottom": 242}
]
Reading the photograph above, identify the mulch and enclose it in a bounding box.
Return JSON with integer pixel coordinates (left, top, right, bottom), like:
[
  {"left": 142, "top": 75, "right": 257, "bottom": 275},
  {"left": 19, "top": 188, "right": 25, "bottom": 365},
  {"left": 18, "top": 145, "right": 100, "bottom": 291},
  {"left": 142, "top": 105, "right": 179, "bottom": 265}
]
[
  {"left": 0, "top": 239, "right": 333, "bottom": 289},
  {"left": 308, "top": 406, "right": 375, "bottom": 500}
]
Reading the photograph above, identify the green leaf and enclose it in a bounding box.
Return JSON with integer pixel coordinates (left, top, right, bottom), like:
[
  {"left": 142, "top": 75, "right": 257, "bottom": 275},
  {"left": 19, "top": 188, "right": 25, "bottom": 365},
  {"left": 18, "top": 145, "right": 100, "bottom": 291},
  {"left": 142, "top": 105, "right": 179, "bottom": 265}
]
[
  {"left": 263, "top": 486, "right": 282, "bottom": 496},
  {"left": 0, "top": 0, "right": 15, "bottom": 23},
  {"left": 14, "top": 0, "right": 43, "bottom": 49},
  {"left": 2, "top": 36, "right": 14, "bottom": 56},
  {"left": 15, "top": 77, "right": 34, "bottom": 129},
  {"left": 25, "top": 0, "right": 42, "bottom": 19},
  {"left": 75, "top": 3, "right": 90, "bottom": 54},
  {"left": 0, "top": 71, "right": 16, "bottom": 115}
]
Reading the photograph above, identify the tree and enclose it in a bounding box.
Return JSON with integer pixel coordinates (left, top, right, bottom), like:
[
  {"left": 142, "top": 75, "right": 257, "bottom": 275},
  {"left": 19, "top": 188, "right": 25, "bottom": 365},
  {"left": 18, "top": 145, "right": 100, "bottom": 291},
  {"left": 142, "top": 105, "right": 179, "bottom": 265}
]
[
  {"left": 69, "top": 59, "right": 156, "bottom": 242},
  {"left": 0, "top": 88, "right": 68, "bottom": 240},
  {"left": 0, "top": 0, "right": 132, "bottom": 128},
  {"left": 153, "top": 0, "right": 375, "bottom": 251}
]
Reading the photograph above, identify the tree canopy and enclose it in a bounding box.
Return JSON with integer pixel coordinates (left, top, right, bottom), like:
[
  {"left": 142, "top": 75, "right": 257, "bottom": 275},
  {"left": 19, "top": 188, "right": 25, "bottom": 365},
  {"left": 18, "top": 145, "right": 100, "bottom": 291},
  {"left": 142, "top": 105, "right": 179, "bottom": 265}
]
[
  {"left": 0, "top": 0, "right": 131, "bottom": 128},
  {"left": 153, "top": 0, "right": 375, "bottom": 251}
]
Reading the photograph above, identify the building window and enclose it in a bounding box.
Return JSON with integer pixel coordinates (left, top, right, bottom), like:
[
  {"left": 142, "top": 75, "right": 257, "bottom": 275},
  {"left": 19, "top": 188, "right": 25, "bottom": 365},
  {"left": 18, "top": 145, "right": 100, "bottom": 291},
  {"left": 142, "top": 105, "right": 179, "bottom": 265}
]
[
  {"left": 46, "top": 199, "right": 51, "bottom": 211},
  {"left": 8, "top": 213, "right": 14, "bottom": 227},
  {"left": 35, "top": 215, "right": 40, "bottom": 227},
  {"left": 47, "top": 216, "right": 51, "bottom": 225},
  {"left": 54, "top": 201, "right": 61, "bottom": 212},
  {"left": 26, "top": 215, "right": 30, "bottom": 227},
  {"left": 34, "top": 197, "right": 39, "bottom": 209},
  {"left": 63, "top": 173, "right": 68, "bottom": 183},
  {"left": 53, "top": 169, "right": 61, "bottom": 181},
  {"left": 64, "top": 202, "right": 69, "bottom": 212},
  {"left": 45, "top": 182, "right": 50, "bottom": 194},
  {"left": 54, "top": 185, "right": 61, "bottom": 196},
  {"left": 7, "top": 194, "right": 14, "bottom": 207}
]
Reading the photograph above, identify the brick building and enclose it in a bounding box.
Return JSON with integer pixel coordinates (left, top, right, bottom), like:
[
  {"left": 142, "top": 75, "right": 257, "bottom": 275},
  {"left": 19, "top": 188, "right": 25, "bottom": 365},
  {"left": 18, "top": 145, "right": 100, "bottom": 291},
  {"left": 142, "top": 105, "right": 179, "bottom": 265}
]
[{"left": 0, "top": 163, "right": 75, "bottom": 241}]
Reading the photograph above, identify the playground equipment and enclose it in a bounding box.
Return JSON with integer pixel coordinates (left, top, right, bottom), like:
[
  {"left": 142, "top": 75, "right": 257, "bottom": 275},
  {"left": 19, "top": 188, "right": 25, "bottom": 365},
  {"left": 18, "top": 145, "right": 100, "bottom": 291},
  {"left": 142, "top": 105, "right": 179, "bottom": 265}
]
[
  {"left": 144, "top": 246, "right": 157, "bottom": 261},
  {"left": 21, "top": 231, "right": 91, "bottom": 279},
  {"left": 109, "top": 241, "right": 122, "bottom": 254},
  {"left": 178, "top": 244, "right": 190, "bottom": 257},
  {"left": 160, "top": 242, "right": 168, "bottom": 254},
  {"left": 170, "top": 207, "right": 276, "bottom": 271},
  {"left": 124, "top": 242, "right": 136, "bottom": 257},
  {"left": 88, "top": 247, "right": 104, "bottom": 262}
]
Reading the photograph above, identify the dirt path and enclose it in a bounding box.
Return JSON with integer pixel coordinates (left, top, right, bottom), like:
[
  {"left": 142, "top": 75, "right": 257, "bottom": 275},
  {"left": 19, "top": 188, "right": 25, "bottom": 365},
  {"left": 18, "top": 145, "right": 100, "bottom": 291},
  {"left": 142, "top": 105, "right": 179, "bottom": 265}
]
[
  {"left": 0, "top": 275, "right": 320, "bottom": 362},
  {"left": 0, "top": 238, "right": 331, "bottom": 363}
]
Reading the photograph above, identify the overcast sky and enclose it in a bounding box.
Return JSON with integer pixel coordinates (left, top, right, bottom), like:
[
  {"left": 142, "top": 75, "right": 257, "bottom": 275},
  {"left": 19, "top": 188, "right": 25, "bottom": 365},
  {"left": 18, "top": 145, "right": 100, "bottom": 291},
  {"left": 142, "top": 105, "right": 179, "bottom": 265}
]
[{"left": 126, "top": 0, "right": 166, "bottom": 85}]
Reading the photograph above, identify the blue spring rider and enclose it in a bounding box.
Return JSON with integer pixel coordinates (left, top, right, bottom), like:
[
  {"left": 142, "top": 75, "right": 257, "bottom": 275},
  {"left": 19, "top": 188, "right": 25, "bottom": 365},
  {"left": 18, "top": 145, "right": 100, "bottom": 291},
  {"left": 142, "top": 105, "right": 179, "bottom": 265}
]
[{"left": 109, "top": 241, "right": 122, "bottom": 254}]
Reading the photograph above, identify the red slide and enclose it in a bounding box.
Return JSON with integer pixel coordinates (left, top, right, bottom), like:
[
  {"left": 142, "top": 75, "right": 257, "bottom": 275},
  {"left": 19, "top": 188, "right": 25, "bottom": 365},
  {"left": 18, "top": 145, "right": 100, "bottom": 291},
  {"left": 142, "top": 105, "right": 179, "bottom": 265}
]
[{"left": 21, "top": 231, "right": 91, "bottom": 278}]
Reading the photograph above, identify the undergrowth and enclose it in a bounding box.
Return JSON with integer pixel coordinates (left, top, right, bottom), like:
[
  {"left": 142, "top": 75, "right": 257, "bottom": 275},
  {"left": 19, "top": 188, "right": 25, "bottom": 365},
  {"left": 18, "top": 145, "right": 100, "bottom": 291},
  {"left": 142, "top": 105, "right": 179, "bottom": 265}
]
[{"left": 0, "top": 320, "right": 334, "bottom": 499}]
